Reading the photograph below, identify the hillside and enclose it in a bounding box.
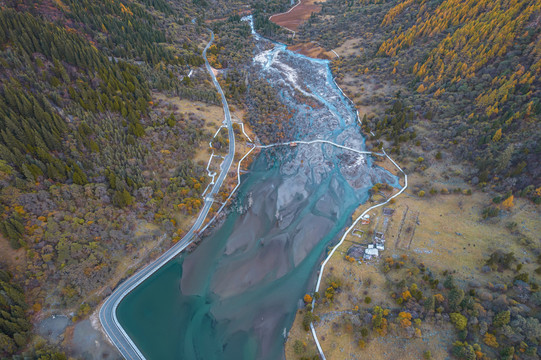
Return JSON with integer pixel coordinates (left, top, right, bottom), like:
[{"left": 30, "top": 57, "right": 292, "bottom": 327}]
[
  {"left": 297, "top": 0, "right": 540, "bottom": 201},
  {"left": 0, "top": 0, "right": 220, "bottom": 357}
]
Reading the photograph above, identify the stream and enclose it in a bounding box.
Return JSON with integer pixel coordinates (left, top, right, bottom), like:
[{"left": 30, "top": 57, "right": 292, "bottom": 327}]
[{"left": 117, "top": 16, "right": 399, "bottom": 360}]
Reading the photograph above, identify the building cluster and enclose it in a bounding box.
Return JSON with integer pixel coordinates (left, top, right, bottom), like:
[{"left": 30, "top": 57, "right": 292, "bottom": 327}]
[{"left": 347, "top": 208, "right": 395, "bottom": 261}]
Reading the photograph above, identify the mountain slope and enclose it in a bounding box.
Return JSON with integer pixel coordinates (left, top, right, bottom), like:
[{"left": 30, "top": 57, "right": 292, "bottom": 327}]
[{"left": 298, "top": 0, "right": 541, "bottom": 200}]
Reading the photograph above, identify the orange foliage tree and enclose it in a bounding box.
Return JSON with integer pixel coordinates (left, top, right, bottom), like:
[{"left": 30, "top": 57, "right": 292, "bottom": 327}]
[{"left": 501, "top": 195, "right": 514, "bottom": 209}]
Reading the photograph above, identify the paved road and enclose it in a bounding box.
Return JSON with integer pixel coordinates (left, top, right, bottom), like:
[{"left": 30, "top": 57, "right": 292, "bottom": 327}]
[
  {"left": 99, "top": 29, "right": 235, "bottom": 360},
  {"left": 310, "top": 149, "right": 407, "bottom": 360}
]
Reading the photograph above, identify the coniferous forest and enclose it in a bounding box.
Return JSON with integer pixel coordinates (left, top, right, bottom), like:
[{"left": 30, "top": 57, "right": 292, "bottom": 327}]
[{"left": 0, "top": 0, "right": 227, "bottom": 357}]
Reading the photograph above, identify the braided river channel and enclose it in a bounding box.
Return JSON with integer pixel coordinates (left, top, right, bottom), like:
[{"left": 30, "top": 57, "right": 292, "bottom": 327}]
[{"left": 117, "top": 17, "right": 399, "bottom": 359}]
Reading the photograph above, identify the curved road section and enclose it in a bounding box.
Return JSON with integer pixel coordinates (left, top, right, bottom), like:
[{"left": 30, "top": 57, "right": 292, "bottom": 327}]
[{"left": 99, "top": 29, "right": 235, "bottom": 360}]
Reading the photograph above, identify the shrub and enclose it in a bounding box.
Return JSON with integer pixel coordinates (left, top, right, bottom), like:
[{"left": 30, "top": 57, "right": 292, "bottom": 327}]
[
  {"left": 452, "top": 341, "right": 476, "bottom": 360},
  {"left": 293, "top": 340, "right": 305, "bottom": 354},
  {"left": 486, "top": 251, "right": 516, "bottom": 269},
  {"left": 482, "top": 206, "right": 499, "bottom": 219},
  {"left": 513, "top": 272, "right": 529, "bottom": 283},
  {"left": 450, "top": 313, "right": 468, "bottom": 331},
  {"left": 493, "top": 311, "right": 510, "bottom": 327},
  {"left": 302, "top": 311, "right": 316, "bottom": 331}
]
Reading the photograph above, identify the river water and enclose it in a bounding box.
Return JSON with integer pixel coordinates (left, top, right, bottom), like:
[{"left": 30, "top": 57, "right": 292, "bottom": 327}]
[{"left": 117, "top": 17, "right": 398, "bottom": 360}]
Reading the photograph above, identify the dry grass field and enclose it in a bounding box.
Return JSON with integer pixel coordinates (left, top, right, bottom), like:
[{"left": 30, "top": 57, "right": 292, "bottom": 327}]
[
  {"left": 270, "top": 0, "right": 327, "bottom": 32},
  {"left": 286, "top": 161, "right": 540, "bottom": 360}
]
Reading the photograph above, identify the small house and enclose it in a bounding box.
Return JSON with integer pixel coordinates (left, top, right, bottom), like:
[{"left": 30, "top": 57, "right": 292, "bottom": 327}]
[
  {"left": 361, "top": 214, "right": 370, "bottom": 225},
  {"left": 364, "top": 247, "right": 379, "bottom": 260}
]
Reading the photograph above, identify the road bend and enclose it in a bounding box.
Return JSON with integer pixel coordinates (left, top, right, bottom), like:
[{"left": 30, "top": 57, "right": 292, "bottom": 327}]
[{"left": 99, "top": 29, "right": 235, "bottom": 360}]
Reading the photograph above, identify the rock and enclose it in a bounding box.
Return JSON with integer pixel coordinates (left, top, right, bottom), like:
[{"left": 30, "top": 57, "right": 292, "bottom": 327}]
[
  {"left": 481, "top": 265, "right": 491, "bottom": 273},
  {"left": 469, "top": 280, "right": 482, "bottom": 288},
  {"left": 471, "top": 176, "right": 479, "bottom": 185}
]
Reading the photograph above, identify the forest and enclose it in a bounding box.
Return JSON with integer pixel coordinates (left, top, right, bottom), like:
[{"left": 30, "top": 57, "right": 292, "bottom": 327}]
[
  {"left": 296, "top": 0, "right": 541, "bottom": 203},
  {"left": 0, "top": 0, "right": 223, "bottom": 357}
]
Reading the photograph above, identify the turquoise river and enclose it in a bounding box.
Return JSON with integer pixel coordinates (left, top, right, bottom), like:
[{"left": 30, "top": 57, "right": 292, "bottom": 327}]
[{"left": 117, "top": 17, "right": 399, "bottom": 360}]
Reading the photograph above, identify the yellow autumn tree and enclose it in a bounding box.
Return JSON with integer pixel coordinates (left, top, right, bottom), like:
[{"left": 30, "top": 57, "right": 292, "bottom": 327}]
[
  {"left": 484, "top": 333, "right": 499, "bottom": 348},
  {"left": 417, "top": 83, "right": 426, "bottom": 93},
  {"left": 398, "top": 312, "right": 412, "bottom": 328},
  {"left": 402, "top": 290, "right": 412, "bottom": 301},
  {"left": 492, "top": 128, "right": 502, "bottom": 142},
  {"left": 303, "top": 294, "right": 313, "bottom": 303},
  {"left": 501, "top": 195, "right": 514, "bottom": 209}
]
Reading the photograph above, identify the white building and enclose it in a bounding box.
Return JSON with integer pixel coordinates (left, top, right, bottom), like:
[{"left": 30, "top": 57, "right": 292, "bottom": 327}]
[{"left": 364, "top": 247, "right": 379, "bottom": 260}]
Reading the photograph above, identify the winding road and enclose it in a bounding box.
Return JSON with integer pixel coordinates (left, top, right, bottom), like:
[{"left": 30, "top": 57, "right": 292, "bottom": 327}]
[{"left": 99, "top": 29, "right": 235, "bottom": 360}]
